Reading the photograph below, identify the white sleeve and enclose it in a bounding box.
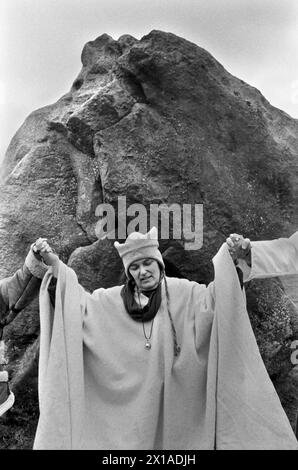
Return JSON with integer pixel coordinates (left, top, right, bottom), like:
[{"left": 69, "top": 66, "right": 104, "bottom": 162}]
[{"left": 244, "top": 232, "right": 298, "bottom": 281}]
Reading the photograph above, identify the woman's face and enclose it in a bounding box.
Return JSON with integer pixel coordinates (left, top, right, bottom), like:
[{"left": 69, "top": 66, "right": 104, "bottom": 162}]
[{"left": 128, "top": 258, "right": 161, "bottom": 291}]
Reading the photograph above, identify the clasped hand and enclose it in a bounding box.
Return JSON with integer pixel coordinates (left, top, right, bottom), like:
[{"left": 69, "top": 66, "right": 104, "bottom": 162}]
[
  {"left": 32, "top": 238, "right": 59, "bottom": 266},
  {"left": 226, "top": 233, "right": 252, "bottom": 264}
]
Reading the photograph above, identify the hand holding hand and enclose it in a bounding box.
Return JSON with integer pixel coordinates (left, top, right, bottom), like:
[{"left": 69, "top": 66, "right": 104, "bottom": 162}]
[
  {"left": 226, "top": 233, "right": 251, "bottom": 265},
  {"left": 32, "top": 238, "right": 59, "bottom": 266}
]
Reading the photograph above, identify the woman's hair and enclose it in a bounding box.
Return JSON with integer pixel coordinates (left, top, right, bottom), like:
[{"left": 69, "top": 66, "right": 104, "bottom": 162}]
[{"left": 164, "top": 276, "right": 180, "bottom": 357}]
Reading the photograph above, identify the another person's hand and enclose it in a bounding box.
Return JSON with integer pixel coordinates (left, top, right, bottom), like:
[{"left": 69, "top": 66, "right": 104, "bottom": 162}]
[
  {"left": 32, "top": 238, "right": 59, "bottom": 266},
  {"left": 226, "top": 233, "right": 252, "bottom": 265}
]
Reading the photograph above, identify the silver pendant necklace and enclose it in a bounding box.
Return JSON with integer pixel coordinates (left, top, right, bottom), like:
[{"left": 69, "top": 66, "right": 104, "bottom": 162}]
[{"left": 142, "top": 318, "right": 155, "bottom": 350}]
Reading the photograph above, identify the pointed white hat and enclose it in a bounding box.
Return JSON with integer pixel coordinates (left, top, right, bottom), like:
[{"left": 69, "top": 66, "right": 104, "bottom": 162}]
[{"left": 114, "top": 226, "right": 165, "bottom": 275}]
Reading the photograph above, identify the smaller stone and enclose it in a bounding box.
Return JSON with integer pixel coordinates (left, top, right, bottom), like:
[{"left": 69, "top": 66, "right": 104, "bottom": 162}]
[{"left": 145, "top": 341, "right": 151, "bottom": 350}]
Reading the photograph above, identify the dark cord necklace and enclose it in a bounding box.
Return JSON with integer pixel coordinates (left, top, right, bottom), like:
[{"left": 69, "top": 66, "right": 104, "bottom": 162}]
[{"left": 142, "top": 318, "right": 155, "bottom": 350}]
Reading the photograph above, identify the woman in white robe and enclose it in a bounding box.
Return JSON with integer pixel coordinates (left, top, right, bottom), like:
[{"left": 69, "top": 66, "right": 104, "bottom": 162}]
[{"left": 32, "top": 229, "right": 298, "bottom": 450}]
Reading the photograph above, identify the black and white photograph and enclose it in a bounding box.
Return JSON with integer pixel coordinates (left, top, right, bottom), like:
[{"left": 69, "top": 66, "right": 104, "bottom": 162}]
[{"left": 0, "top": 0, "right": 298, "bottom": 456}]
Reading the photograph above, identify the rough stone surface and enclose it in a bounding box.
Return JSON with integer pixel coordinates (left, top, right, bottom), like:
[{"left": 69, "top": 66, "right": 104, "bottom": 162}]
[{"left": 0, "top": 30, "right": 298, "bottom": 448}]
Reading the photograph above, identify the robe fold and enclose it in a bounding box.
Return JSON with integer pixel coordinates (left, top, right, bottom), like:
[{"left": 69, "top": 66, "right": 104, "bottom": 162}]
[{"left": 34, "top": 243, "right": 298, "bottom": 450}]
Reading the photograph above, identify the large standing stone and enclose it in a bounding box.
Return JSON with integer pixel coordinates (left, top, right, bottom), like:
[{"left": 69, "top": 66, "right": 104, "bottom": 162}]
[{"left": 0, "top": 30, "right": 298, "bottom": 448}]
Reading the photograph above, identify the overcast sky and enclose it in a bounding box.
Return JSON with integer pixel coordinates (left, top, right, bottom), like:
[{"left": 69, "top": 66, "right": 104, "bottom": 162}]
[{"left": 1, "top": 0, "right": 298, "bottom": 161}]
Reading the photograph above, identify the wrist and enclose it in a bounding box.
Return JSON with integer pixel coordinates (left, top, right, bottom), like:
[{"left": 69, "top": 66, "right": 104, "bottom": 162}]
[{"left": 244, "top": 250, "right": 252, "bottom": 267}]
